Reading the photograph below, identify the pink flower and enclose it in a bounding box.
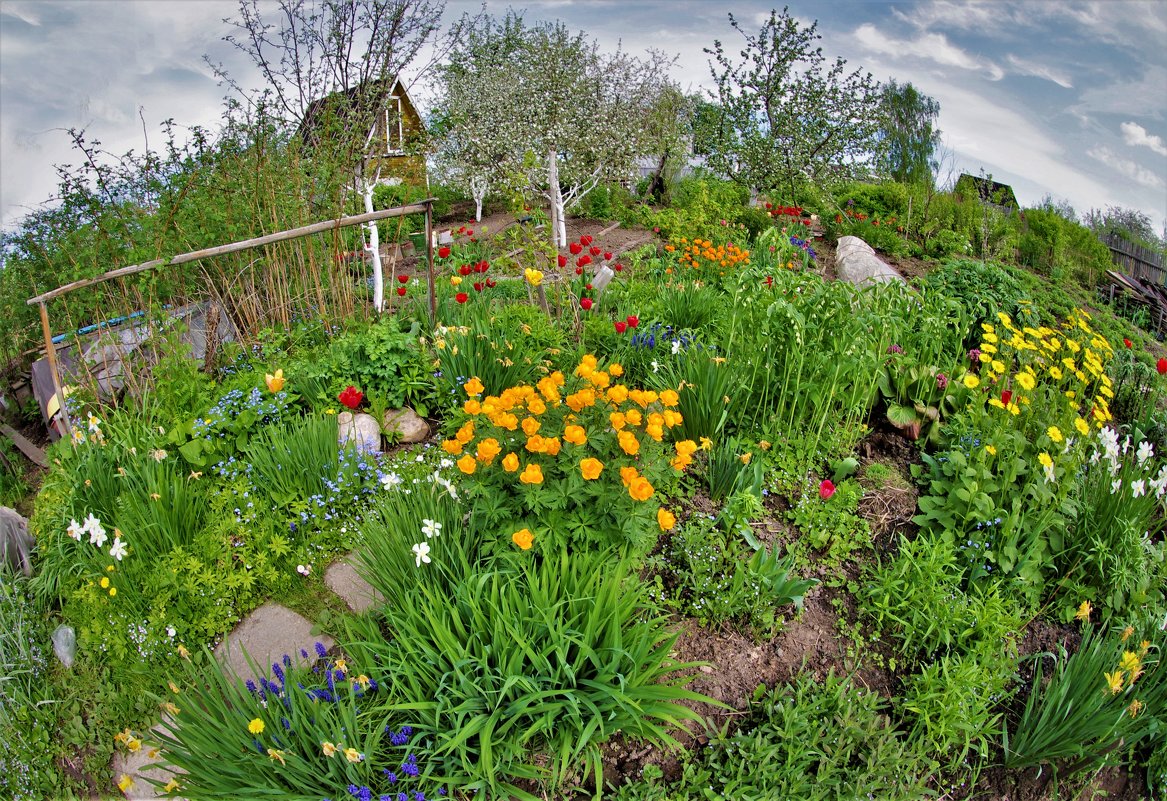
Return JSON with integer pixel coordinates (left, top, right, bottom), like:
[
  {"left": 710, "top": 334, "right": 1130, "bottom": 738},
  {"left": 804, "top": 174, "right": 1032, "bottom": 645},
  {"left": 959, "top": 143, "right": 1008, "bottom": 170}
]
[{"left": 819, "top": 479, "right": 835, "bottom": 500}]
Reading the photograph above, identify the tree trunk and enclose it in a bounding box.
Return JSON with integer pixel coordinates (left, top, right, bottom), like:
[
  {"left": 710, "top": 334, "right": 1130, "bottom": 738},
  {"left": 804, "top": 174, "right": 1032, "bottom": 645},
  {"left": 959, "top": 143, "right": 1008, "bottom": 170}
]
[
  {"left": 646, "top": 151, "right": 669, "bottom": 203},
  {"left": 470, "top": 175, "right": 488, "bottom": 222},
  {"left": 548, "top": 149, "right": 567, "bottom": 248},
  {"left": 362, "top": 181, "right": 384, "bottom": 313}
]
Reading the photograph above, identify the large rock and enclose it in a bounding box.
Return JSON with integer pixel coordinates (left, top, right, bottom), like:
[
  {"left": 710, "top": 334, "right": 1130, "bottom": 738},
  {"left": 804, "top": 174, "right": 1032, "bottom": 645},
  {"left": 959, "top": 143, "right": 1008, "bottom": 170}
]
[
  {"left": 337, "top": 411, "right": 382, "bottom": 452},
  {"left": 213, "top": 603, "right": 334, "bottom": 681},
  {"left": 835, "top": 236, "right": 906, "bottom": 287},
  {"left": 0, "top": 506, "right": 32, "bottom": 577},
  {"left": 383, "top": 407, "right": 430, "bottom": 443},
  {"left": 325, "top": 554, "right": 385, "bottom": 613}
]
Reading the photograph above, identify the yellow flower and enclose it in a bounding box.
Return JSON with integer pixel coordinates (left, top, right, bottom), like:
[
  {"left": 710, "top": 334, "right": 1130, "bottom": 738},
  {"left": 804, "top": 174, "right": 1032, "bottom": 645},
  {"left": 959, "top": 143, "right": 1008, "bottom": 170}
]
[
  {"left": 609, "top": 363, "right": 624, "bottom": 377},
  {"left": 456, "top": 454, "right": 477, "bottom": 475},
  {"left": 109, "top": 587, "right": 117, "bottom": 597},
  {"left": 1016, "top": 372, "right": 1036, "bottom": 391},
  {"left": 699, "top": 436, "right": 712, "bottom": 451},
  {"left": 161, "top": 701, "right": 179, "bottom": 716},
  {"left": 100, "top": 577, "right": 110, "bottom": 589},
  {"left": 657, "top": 507, "right": 676, "bottom": 531},
  {"left": 117, "top": 774, "right": 134, "bottom": 792},
  {"left": 628, "top": 476, "right": 654, "bottom": 502},
  {"left": 980, "top": 343, "right": 997, "bottom": 354},
  {"left": 618, "top": 430, "right": 640, "bottom": 456},
  {"left": 125, "top": 736, "right": 142, "bottom": 753},
  {"left": 512, "top": 528, "right": 534, "bottom": 550},
  {"left": 739, "top": 452, "right": 752, "bottom": 464},
  {"left": 524, "top": 268, "right": 544, "bottom": 286},
  {"left": 248, "top": 718, "right": 265, "bottom": 735},
  {"left": 580, "top": 458, "right": 604, "bottom": 480},
  {"left": 1105, "top": 669, "right": 1125, "bottom": 694},
  {"left": 450, "top": 276, "right": 462, "bottom": 287},
  {"left": 1047, "top": 426, "right": 1063, "bottom": 443},
  {"left": 1120, "top": 651, "right": 1143, "bottom": 681},
  {"left": 519, "top": 463, "right": 544, "bottom": 485},
  {"left": 1075, "top": 600, "right": 1092, "bottom": 622},
  {"left": 992, "top": 360, "right": 1006, "bottom": 373},
  {"left": 344, "top": 747, "right": 364, "bottom": 763},
  {"left": 758, "top": 439, "right": 771, "bottom": 450},
  {"left": 962, "top": 373, "right": 980, "bottom": 389},
  {"left": 1074, "top": 417, "right": 1090, "bottom": 436},
  {"left": 322, "top": 741, "right": 339, "bottom": 757},
  {"left": 1049, "top": 366, "right": 1063, "bottom": 380},
  {"left": 464, "top": 376, "right": 484, "bottom": 396},
  {"left": 163, "top": 778, "right": 181, "bottom": 793},
  {"left": 1038, "top": 452, "right": 1053, "bottom": 469},
  {"left": 168, "top": 681, "right": 180, "bottom": 694},
  {"left": 1121, "top": 626, "right": 1134, "bottom": 642},
  {"left": 264, "top": 368, "right": 285, "bottom": 393},
  {"left": 563, "top": 424, "right": 587, "bottom": 445},
  {"left": 1128, "top": 699, "right": 1144, "bottom": 718},
  {"left": 267, "top": 748, "right": 286, "bottom": 765},
  {"left": 985, "top": 445, "right": 997, "bottom": 456},
  {"left": 502, "top": 452, "right": 519, "bottom": 472}
]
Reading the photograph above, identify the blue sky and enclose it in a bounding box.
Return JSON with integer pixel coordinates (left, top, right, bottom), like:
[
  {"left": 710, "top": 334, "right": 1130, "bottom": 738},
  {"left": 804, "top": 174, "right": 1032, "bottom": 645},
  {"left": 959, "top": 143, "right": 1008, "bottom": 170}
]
[{"left": 2, "top": 0, "right": 1165, "bottom": 234}]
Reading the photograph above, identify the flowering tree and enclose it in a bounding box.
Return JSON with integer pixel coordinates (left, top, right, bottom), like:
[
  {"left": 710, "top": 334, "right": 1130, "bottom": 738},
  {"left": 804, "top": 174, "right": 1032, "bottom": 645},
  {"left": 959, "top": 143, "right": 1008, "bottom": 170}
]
[
  {"left": 436, "top": 12, "right": 676, "bottom": 243},
  {"left": 705, "top": 8, "right": 883, "bottom": 201}
]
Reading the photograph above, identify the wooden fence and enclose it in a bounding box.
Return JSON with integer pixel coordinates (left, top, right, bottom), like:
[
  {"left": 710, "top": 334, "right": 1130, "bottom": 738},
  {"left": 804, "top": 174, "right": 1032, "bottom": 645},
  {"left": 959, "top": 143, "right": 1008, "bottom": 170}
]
[{"left": 1103, "top": 232, "right": 1165, "bottom": 285}]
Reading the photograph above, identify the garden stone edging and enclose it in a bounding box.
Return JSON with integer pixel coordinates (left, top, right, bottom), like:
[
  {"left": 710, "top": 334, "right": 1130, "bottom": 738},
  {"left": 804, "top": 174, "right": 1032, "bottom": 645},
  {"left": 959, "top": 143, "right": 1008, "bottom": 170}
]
[
  {"left": 834, "top": 235, "right": 906, "bottom": 287},
  {"left": 324, "top": 553, "right": 385, "bottom": 613}
]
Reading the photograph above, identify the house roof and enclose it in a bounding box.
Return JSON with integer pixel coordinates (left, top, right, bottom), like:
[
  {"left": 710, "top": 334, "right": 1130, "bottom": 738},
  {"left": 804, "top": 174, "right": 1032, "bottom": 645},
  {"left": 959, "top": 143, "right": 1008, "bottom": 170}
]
[
  {"left": 956, "top": 173, "right": 1019, "bottom": 209},
  {"left": 296, "top": 76, "right": 422, "bottom": 149}
]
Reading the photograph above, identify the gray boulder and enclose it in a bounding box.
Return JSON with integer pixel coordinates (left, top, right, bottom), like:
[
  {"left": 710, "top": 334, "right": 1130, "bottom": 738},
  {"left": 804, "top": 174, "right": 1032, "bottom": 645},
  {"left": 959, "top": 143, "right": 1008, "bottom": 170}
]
[
  {"left": 382, "top": 407, "right": 430, "bottom": 444},
  {"left": 0, "top": 506, "right": 32, "bottom": 577},
  {"left": 337, "top": 412, "right": 382, "bottom": 452}
]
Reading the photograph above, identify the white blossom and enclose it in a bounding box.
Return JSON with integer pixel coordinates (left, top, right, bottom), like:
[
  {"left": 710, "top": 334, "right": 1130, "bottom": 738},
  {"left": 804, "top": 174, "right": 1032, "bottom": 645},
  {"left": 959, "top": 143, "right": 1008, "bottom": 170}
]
[
  {"left": 412, "top": 541, "right": 431, "bottom": 567},
  {"left": 421, "top": 519, "right": 442, "bottom": 539},
  {"left": 1137, "top": 441, "right": 1154, "bottom": 466},
  {"left": 109, "top": 536, "right": 127, "bottom": 561}
]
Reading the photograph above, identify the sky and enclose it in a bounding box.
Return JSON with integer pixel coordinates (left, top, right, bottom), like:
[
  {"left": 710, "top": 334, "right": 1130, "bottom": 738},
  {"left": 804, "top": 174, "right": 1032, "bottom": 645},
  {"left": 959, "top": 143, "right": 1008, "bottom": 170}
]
[{"left": 1, "top": 0, "right": 1165, "bottom": 236}]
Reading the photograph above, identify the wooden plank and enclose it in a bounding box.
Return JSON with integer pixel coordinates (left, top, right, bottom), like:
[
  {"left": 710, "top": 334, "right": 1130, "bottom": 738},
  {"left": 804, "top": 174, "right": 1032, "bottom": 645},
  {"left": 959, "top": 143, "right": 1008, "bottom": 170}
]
[
  {"left": 1, "top": 424, "right": 48, "bottom": 468},
  {"left": 598, "top": 221, "right": 622, "bottom": 237}
]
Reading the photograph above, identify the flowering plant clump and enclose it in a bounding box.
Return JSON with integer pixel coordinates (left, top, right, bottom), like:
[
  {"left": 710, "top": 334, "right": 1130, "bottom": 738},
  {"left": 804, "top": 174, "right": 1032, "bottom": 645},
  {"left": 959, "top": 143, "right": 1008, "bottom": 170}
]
[
  {"left": 445, "top": 356, "right": 695, "bottom": 554},
  {"left": 154, "top": 644, "right": 451, "bottom": 799},
  {"left": 662, "top": 235, "right": 750, "bottom": 276}
]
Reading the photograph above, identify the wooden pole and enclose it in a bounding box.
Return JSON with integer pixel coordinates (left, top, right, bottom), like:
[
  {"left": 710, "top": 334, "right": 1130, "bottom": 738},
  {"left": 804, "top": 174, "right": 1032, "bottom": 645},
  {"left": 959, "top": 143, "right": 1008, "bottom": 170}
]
[
  {"left": 37, "top": 301, "right": 72, "bottom": 438},
  {"left": 425, "top": 202, "right": 436, "bottom": 325}
]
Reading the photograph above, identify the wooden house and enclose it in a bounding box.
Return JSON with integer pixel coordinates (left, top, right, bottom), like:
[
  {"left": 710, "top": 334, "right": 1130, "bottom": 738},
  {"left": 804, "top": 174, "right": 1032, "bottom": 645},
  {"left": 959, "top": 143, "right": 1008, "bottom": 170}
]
[
  {"left": 955, "top": 174, "right": 1020, "bottom": 213},
  {"left": 298, "top": 77, "right": 427, "bottom": 187}
]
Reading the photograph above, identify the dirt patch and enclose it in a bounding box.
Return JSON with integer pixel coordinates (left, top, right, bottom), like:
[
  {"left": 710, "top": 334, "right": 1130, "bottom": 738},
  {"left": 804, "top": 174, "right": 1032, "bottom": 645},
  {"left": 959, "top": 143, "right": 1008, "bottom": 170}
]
[{"left": 969, "top": 762, "right": 1147, "bottom": 801}]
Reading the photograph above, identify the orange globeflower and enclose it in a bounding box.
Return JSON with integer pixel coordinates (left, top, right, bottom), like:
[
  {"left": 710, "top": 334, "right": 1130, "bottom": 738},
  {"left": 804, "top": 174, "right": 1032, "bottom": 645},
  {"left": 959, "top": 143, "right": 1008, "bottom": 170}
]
[
  {"left": 580, "top": 458, "right": 604, "bottom": 480},
  {"left": 464, "top": 377, "right": 485, "bottom": 396},
  {"left": 618, "top": 430, "right": 640, "bottom": 456},
  {"left": 442, "top": 439, "right": 464, "bottom": 455},
  {"left": 512, "top": 528, "right": 534, "bottom": 550},
  {"left": 502, "top": 452, "right": 520, "bottom": 472},
  {"left": 658, "top": 508, "right": 677, "bottom": 531},
  {"left": 543, "top": 437, "right": 562, "bottom": 456},
  {"left": 624, "top": 409, "right": 643, "bottom": 427},
  {"left": 455, "top": 421, "right": 475, "bottom": 444},
  {"left": 609, "top": 411, "right": 627, "bottom": 430},
  {"left": 527, "top": 396, "right": 547, "bottom": 415},
  {"left": 609, "top": 363, "right": 624, "bottom": 377},
  {"left": 463, "top": 398, "right": 482, "bottom": 415},
  {"left": 628, "top": 476, "right": 654, "bottom": 501},
  {"left": 457, "top": 454, "right": 477, "bottom": 475},
  {"left": 525, "top": 434, "right": 546, "bottom": 453},
  {"left": 671, "top": 454, "right": 692, "bottom": 471},
  {"left": 646, "top": 423, "right": 664, "bottom": 442},
  {"left": 564, "top": 424, "right": 587, "bottom": 445},
  {"left": 606, "top": 385, "right": 629, "bottom": 404},
  {"left": 519, "top": 463, "right": 544, "bottom": 485},
  {"left": 620, "top": 466, "right": 639, "bottom": 486},
  {"left": 476, "top": 438, "right": 501, "bottom": 464},
  {"left": 522, "top": 416, "right": 541, "bottom": 436},
  {"left": 658, "top": 389, "right": 680, "bottom": 407}
]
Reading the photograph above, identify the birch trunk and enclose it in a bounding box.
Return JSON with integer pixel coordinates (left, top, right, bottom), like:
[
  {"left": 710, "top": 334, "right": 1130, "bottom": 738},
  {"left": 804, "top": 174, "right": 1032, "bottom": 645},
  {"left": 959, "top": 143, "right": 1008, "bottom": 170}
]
[
  {"left": 362, "top": 182, "right": 384, "bottom": 313},
  {"left": 547, "top": 149, "right": 567, "bottom": 248},
  {"left": 470, "top": 176, "right": 488, "bottom": 222}
]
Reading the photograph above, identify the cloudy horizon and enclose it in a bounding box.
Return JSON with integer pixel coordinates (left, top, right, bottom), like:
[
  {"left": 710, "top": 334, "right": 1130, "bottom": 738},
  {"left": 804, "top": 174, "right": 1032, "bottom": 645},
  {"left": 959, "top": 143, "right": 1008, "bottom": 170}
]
[{"left": 1, "top": 0, "right": 1165, "bottom": 238}]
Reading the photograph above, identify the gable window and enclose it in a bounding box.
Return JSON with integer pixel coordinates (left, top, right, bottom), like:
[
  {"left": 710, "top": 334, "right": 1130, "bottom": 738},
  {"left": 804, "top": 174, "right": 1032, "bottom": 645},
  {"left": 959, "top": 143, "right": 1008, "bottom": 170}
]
[{"left": 385, "top": 97, "right": 403, "bottom": 154}]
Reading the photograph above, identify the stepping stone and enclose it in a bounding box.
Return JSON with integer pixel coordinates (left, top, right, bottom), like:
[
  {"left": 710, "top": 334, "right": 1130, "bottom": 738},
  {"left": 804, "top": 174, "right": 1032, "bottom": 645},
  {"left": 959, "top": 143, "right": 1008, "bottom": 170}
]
[
  {"left": 325, "top": 554, "right": 384, "bottom": 613},
  {"left": 111, "top": 716, "right": 184, "bottom": 800},
  {"left": 213, "top": 603, "right": 334, "bottom": 681}
]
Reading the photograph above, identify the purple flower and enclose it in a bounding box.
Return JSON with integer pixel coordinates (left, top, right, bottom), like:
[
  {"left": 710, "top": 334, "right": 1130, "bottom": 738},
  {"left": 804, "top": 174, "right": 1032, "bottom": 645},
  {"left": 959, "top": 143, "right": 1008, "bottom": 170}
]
[
  {"left": 936, "top": 373, "right": 949, "bottom": 389},
  {"left": 887, "top": 343, "right": 903, "bottom": 354},
  {"left": 968, "top": 348, "right": 981, "bottom": 362},
  {"left": 315, "top": 642, "right": 328, "bottom": 658}
]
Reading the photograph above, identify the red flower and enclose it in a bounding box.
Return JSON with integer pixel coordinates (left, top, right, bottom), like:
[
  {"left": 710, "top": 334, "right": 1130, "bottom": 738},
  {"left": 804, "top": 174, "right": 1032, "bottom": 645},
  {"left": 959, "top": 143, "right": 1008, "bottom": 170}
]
[
  {"left": 614, "top": 321, "right": 627, "bottom": 334},
  {"left": 578, "top": 255, "right": 592, "bottom": 267},
  {"left": 614, "top": 263, "right": 624, "bottom": 272},
  {"left": 604, "top": 251, "right": 613, "bottom": 261},
  {"left": 586, "top": 283, "right": 593, "bottom": 290},
  {"left": 581, "top": 235, "right": 593, "bottom": 245},
  {"left": 486, "top": 279, "right": 496, "bottom": 288},
  {"left": 466, "top": 229, "right": 473, "bottom": 236},
  {"left": 580, "top": 298, "right": 593, "bottom": 311},
  {"left": 459, "top": 265, "right": 471, "bottom": 276},
  {"left": 478, "top": 261, "right": 489, "bottom": 272},
  {"left": 456, "top": 292, "right": 469, "bottom": 304},
  {"left": 589, "top": 246, "right": 602, "bottom": 257},
  {"left": 765, "top": 276, "right": 773, "bottom": 287},
  {"left": 557, "top": 255, "right": 568, "bottom": 268},
  {"left": 1001, "top": 390, "right": 1013, "bottom": 405},
  {"left": 338, "top": 385, "right": 363, "bottom": 410},
  {"left": 653, "top": 226, "right": 660, "bottom": 233},
  {"left": 397, "top": 275, "right": 409, "bottom": 284},
  {"left": 396, "top": 286, "right": 407, "bottom": 296},
  {"left": 626, "top": 315, "right": 639, "bottom": 328},
  {"left": 1158, "top": 358, "right": 1167, "bottom": 375},
  {"left": 437, "top": 246, "right": 451, "bottom": 259},
  {"left": 570, "top": 242, "right": 583, "bottom": 255},
  {"left": 473, "top": 282, "right": 483, "bottom": 292},
  {"left": 457, "top": 226, "right": 466, "bottom": 234},
  {"left": 819, "top": 479, "right": 836, "bottom": 500},
  {"left": 1124, "top": 338, "right": 1132, "bottom": 348},
  {"left": 765, "top": 202, "right": 772, "bottom": 209}
]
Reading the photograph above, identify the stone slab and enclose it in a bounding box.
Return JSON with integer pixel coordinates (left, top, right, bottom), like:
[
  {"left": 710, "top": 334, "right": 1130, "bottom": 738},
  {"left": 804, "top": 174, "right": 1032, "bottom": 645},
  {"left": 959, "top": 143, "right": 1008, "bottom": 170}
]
[
  {"left": 111, "top": 717, "right": 183, "bottom": 800},
  {"left": 835, "top": 235, "right": 906, "bottom": 287},
  {"left": 324, "top": 555, "right": 385, "bottom": 614},
  {"left": 213, "top": 602, "right": 334, "bottom": 681}
]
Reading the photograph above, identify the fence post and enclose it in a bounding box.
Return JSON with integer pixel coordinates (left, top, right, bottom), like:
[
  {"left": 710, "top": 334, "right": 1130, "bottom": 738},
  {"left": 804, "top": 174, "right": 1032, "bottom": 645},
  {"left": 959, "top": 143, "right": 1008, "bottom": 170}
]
[
  {"left": 37, "top": 301, "right": 72, "bottom": 438},
  {"left": 425, "top": 200, "right": 436, "bottom": 325}
]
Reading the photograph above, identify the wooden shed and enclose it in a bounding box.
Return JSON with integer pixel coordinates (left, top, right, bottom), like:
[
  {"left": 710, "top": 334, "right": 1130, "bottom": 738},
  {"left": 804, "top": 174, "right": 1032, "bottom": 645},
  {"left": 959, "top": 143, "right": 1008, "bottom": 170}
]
[
  {"left": 955, "top": 174, "right": 1020, "bottom": 212},
  {"left": 298, "top": 76, "right": 427, "bottom": 187}
]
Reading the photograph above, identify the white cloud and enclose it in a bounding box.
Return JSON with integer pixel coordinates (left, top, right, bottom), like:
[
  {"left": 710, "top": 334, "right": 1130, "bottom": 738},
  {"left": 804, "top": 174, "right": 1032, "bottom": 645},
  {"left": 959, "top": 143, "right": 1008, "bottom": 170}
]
[
  {"left": 1121, "top": 122, "right": 1167, "bottom": 157},
  {"left": 1087, "top": 146, "right": 1166, "bottom": 189},
  {"left": 1005, "top": 54, "right": 1073, "bottom": 89},
  {"left": 852, "top": 23, "right": 1004, "bottom": 80}
]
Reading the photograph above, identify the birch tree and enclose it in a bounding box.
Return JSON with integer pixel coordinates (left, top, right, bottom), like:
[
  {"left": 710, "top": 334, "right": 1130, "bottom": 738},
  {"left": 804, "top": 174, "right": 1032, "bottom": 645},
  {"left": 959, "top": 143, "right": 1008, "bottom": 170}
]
[
  {"left": 436, "top": 12, "right": 676, "bottom": 245},
  {"left": 706, "top": 7, "right": 883, "bottom": 202}
]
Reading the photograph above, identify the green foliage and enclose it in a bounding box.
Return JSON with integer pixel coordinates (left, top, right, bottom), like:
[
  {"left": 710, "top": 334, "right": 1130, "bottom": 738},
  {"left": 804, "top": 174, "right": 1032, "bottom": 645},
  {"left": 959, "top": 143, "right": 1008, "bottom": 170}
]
[
  {"left": 1005, "top": 618, "right": 1167, "bottom": 779},
  {"left": 876, "top": 81, "right": 941, "bottom": 186},
  {"left": 704, "top": 437, "right": 764, "bottom": 502},
  {"left": 345, "top": 549, "right": 707, "bottom": 799},
  {"left": 1017, "top": 207, "right": 1112, "bottom": 287},
  {"left": 647, "top": 348, "right": 734, "bottom": 441},
  {"left": 303, "top": 319, "right": 429, "bottom": 411},
  {"left": 649, "top": 515, "right": 815, "bottom": 633},
  {"left": 786, "top": 478, "right": 871, "bottom": 566},
  {"left": 876, "top": 351, "right": 960, "bottom": 444},
  {"left": 919, "top": 258, "right": 1029, "bottom": 340},
  {"left": 652, "top": 282, "right": 724, "bottom": 332},
  {"left": 431, "top": 309, "right": 546, "bottom": 403},
  {"left": 168, "top": 385, "right": 296, "bottom": 468},
  {"left": 610, "top": 671, "right": 930, "bottom": 800}
]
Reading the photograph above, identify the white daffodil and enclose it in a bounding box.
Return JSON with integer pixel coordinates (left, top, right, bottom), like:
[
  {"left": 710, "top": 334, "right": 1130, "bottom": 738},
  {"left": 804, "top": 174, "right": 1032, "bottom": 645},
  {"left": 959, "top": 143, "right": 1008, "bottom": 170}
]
[
  {"left": 85, "top": 514, "right": 108, "bottom": 547},
  {"left": 1132, "top": 479, "right": 1146, "bottom": 498},
  {"left": 66, "top": 519, "right": 84, "bottom": 541},
  {"left": 109, "top": 536, "right": 127, "bottom": 561},
  {"left": 411, "top": 541, "right": 431, "bottom": 567},
  {"left": 421, "top": 518, "right": 442, "bottom": 539},
  {"left": 380, "top": 472, "right": 403, "bottom": 490},
  {"left": 1137, "top": 441, "right": 1154, "bottom": 466}
]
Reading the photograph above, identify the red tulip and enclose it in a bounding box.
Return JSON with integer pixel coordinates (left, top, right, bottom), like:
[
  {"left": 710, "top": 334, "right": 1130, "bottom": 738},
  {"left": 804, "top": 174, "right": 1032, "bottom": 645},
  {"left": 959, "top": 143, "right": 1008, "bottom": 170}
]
[
  {"left": 578, "top": 255, "right": 592, "bottom": 267},
  {"left": 466, "top": 229, "right": 473, "bottom": 236},
  {"left": 589, "top": 245, "right": 602, "bottom": 257},
  {"left": 570, "top": 242, "right": 583, "bottom": 255},
  {"left": 459, "top": 265, "right": 471, "bottom": 276},
  {"left": 819, "top": 479, "right": 835, "bottom": 500},
  {"left": 604, "top": 251, "right": 613, "bottom": 261},
  {"left": 614, "top": 321, "right": 627, "bottom": 334},
  {"left": 338, "top": 385, "right": 363, "bottom": 410},
  {"left": 396, "top": 286, "right": 407, "bottom": 296},
  {"left": 1001, "top": 390, "right": 1013, "bottom": 405},
  {"left": 614, "top": 263, "right": 624, "bottom": 272},
  {"left": 397, "top": 274, "right": 409, "bottom": 283},
  {"left": 626, "top": 315, "right": 639, "bottom": 328},
  {"left": 486, "top": 279, "right": 496, "bottom": 288},
  {"left": 437, "top": 246, "right": 451, "bottom": 259},
  {"left": 581, "top": 235, "right": 593, "bottom": 245},
  {"left": 456, "top": 292, "right": 469, "bottom": 304},
  {"left": 1158, "top": 358, "right": 1167, "bottom": 375},
  {"left": 473, "top": 282, "right": 483, "bottom": 292},
  {"left": 575, "top": 267, "right": 583, "bottom": 275},
  {"left": 457, "top": 226, "right": 466, "bottom": 234},
  {"left": 557, "top": 255, "right": 568, "bottom": 268},
  {"left": 580, "top": 298, "right": 593, "bottom": 311},
  {"left": 1124, "top": 338, "right": 1132, "bottom": 348}
]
